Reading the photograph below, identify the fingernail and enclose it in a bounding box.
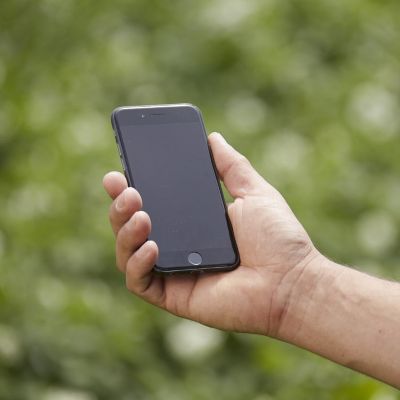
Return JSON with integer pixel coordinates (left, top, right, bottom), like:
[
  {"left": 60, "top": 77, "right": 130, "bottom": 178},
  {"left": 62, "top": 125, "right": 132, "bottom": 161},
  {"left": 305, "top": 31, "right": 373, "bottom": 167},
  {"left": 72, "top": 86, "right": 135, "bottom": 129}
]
[
  {"left": 116, "top": 190, "right": 126, "bottom": 212},
  {"left": 138, "top": 242, "right": 151, "bottom": 258},
  {"left": 215, "top": 132, "right": 226, "bottom": 143}
]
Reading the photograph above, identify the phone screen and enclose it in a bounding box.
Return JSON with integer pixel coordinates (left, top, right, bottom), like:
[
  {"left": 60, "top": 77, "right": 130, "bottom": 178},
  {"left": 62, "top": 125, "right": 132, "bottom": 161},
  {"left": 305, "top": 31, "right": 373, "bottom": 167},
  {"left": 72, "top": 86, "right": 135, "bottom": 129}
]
[{"left": 115, "top": 105, "right": 238, "bottom": 271}]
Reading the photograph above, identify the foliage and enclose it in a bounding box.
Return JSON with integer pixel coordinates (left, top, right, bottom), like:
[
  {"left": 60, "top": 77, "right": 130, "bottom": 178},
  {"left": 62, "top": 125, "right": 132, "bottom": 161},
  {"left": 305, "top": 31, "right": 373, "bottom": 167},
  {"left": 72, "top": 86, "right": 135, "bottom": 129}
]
[{"left": 0, "top": 0, "right": 399, "bottom": 398}]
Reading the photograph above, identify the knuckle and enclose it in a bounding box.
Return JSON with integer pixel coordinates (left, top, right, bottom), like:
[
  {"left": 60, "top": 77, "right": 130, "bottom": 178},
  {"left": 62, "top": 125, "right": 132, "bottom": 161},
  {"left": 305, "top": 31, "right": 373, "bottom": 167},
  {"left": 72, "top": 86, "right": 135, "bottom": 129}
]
[
  {"left": 125, "top": 264, "right": 137, "bottom": 292},
  {"left": 237, "top": 154, "right": 250, "bottom": 167},
  {"left": 115, "top": 258, "right": 124, "bottom": 272},
  {"left": 116, "top": 215, "right": 146, "bottom": 251},
  {"left": 125, "top": 276, "right": 134, "bottom": 292},
  {"left": 116, "top": 223, "right": 132, "bottom": 250},
  {"left": 135, "top": 211, "right": 152, "bottom": 233},
  {"left": 115, "top": 245, "right": 126, "bottom": 272},
  {"left": 117, "top": 224, "right": 132, "bottom": 250},
  {"left": 108, "top": 202, "right": 116, "bottom": 223}
]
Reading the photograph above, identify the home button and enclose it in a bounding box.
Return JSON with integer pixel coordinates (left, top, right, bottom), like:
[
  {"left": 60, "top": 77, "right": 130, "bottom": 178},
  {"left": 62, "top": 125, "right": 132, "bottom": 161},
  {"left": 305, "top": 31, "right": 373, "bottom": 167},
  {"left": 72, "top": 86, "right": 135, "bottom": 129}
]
[{"left": 188, "top": 252, "right": 202, "bottom": 266}]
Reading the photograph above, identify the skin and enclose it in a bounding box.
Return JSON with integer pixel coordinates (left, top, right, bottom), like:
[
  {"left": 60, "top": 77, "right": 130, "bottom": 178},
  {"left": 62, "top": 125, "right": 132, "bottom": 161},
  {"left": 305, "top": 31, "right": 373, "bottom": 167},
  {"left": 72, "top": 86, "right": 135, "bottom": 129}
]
[{"left": 103, "top": 132, "right": 400, "bottom": 388}]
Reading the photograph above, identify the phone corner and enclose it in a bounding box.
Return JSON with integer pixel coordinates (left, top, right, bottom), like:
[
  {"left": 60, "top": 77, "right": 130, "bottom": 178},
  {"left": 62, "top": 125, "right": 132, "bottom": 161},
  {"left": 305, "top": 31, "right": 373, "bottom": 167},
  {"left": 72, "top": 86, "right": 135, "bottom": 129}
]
[
  {"left": 110, "top": 106, "right": 125, "bottom": 120},
  {"left": 152, "top": 264, "right": 163, "bottom": 274},
  {"left": 153, "top": 264, "right": 173, "bottom": 275},
  {"left": 185, "top": 103, "right": 200, "bottom": 111},
  {"left": 110, "top": 107, "right": 123, "bottom": 129},
  {"left": 224, "top": 253, "right": 241, "bottom": 272},
  {"left": 181, "top": 103, "right": 202, "bottom": 117},
  {"left": 232, "top": 254, "right": 241, "bottom": 270}
]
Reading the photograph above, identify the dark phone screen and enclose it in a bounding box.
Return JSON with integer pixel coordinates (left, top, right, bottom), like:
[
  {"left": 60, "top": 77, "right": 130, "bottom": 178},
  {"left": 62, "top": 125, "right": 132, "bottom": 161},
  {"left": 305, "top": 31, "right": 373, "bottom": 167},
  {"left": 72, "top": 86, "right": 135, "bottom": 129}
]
[{"left": 118, "top": 111, "right": 236, "bottom": 269}]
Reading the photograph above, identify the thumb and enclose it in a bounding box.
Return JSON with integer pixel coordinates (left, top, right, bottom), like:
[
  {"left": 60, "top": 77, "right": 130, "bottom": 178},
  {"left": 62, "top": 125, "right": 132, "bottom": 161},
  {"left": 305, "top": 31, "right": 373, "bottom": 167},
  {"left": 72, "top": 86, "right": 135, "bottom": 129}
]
[{"left": 208, "top": 132, "right": 268, "bottom": 198}]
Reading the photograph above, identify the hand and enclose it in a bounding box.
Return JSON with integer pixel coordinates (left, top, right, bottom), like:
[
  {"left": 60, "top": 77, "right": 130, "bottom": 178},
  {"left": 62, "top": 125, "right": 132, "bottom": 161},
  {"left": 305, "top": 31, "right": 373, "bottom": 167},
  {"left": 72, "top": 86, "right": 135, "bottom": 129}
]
[{"left": 103, "top": 133, "right": 321, "bottom": 336}]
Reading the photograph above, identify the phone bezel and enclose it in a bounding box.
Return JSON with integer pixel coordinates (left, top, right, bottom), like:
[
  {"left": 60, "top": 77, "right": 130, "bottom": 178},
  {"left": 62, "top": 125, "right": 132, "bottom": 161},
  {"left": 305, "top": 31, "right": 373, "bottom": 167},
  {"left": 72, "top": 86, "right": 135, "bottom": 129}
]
[{"left": 111, "top": 104, "right": 240, "bottom": 274}]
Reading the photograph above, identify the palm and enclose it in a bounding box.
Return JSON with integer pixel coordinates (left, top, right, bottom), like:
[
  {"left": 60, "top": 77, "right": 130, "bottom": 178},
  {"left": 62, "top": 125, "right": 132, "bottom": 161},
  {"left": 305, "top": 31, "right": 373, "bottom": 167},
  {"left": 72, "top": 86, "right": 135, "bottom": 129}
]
[{"left": 147, "top": 191, "right": 314, "bottom": 335}]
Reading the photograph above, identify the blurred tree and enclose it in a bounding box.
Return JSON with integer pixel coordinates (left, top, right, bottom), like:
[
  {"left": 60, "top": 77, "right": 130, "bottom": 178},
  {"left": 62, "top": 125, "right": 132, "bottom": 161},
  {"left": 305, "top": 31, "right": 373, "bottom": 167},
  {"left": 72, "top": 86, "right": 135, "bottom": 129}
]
[{"left": 0, "top": 0, "right": 399, "bottom": 399}]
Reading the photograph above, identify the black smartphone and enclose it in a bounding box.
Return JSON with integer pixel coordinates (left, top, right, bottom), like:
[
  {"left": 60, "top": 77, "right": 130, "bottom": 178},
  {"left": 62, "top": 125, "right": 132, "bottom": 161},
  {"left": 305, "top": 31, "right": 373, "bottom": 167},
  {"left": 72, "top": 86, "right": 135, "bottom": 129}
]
[{"left": 111, "top": 104, "right": 240, "bottom": 273}]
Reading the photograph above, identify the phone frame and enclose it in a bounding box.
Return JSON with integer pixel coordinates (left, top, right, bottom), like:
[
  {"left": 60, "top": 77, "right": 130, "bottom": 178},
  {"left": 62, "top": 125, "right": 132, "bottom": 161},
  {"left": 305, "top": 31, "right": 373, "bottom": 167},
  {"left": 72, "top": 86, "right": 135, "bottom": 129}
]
[{"left": 111, "top": 103, "right": 240, "bottom": 274}]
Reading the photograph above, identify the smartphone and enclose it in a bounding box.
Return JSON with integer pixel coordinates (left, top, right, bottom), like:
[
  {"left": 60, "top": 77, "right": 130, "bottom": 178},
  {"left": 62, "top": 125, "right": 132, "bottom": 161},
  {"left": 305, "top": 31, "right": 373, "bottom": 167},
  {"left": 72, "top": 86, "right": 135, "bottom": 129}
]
[{"left": 111, "top": 104, "right": 239, "bottom": 273}]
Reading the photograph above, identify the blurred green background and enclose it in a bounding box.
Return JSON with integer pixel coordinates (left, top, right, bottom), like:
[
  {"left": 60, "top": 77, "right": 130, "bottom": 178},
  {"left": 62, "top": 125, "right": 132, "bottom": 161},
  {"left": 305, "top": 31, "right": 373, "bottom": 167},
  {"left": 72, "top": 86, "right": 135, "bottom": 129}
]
[{"left": 1, "top": 0, "right": 400, "bottom": 399}]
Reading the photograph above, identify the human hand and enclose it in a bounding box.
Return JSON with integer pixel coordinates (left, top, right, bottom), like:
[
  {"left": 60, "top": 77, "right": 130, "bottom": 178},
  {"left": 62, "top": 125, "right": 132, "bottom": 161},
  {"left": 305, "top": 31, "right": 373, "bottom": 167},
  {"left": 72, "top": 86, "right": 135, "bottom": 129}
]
[{"left": 103, "top": 133, "right": 322, "bottom": 336}]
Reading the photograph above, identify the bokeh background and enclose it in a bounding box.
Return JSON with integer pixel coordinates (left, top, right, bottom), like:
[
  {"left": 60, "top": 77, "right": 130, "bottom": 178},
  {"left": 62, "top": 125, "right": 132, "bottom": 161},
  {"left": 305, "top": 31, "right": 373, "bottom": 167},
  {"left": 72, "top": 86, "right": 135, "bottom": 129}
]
[{"left": 1, "top": 0, "right": 400, "bottom": 399}]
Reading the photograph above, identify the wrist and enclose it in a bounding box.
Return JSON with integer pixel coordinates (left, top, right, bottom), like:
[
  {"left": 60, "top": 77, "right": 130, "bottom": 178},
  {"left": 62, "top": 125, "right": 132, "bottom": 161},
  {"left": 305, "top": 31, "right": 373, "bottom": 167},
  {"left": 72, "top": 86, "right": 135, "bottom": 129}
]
[
  {"left": 266, "top": 250, "right": 400, "bottom": 387},
  {"left": 270, "top": 250, "right": 342, "bottom": 342}
]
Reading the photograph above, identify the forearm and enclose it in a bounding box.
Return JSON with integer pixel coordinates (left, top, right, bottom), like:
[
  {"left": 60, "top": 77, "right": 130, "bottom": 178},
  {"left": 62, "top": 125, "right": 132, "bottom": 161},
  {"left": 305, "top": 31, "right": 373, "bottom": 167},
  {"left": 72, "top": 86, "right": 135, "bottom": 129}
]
[{"left": 277, "top": 256, "right": 400, "bottom": 388}]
